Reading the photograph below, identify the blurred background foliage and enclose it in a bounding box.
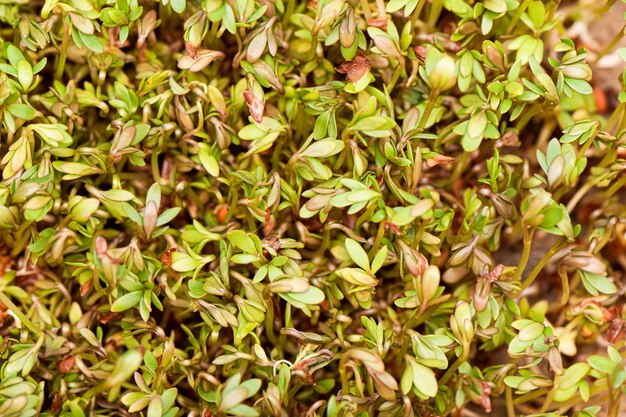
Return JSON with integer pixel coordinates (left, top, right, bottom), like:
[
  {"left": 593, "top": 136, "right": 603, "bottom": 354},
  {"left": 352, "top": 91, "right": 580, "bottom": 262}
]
[{"left": 0, "top": 0, "right": 626, "bottom": 416}]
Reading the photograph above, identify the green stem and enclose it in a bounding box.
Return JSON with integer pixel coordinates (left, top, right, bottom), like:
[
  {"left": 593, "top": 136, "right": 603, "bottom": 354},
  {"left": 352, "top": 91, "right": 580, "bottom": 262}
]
[
  {"left": 417, "top": 90, "right": 439, "bottom": 130},
  {"left": 387, "top": 60, "right": 405, "bottom": 93},
  {"left": 10, "top": 226, "right": 32, "bottom": 258},
  {"left": 307, "top": 34, "right": 318, "bottom": 62},
  {"left": 55, "top": 19, "right": 70, "bottom": 80},
  {"left": 546, "top": 379, "right": 607, "bottom": 411},
  {"left": 605, "top": 103, "right": 625, "bottom": 134},
  {"left": 340, "top": 360, "right": 351, "bottom": 397},
  {"left": 516, "top": 105, "right": 540, "bottom": 132},
  {"left": 264, "top": 297, "right": 277, "bottom": 345},
  {"left": 603, "top": 175, "right": 626, "bottom": 200},
  {"left": 517, "top": 237, "right": 568, "bottom": 294},
  {"left": 449, "top": 151, "right": 468, "bottom": 184},
  {"left": 410, "top": 0, "right": 427, "bottom": 27},
  {"left": 283, "top": 0, "right": 296, "bottom": 26},
  {"left": 607, "top": 370, "right": 621, "bottom": 417},
  {"left": 556, "top": 394, "right": 610, "bottom": 415},
  {"left": 375, "top": 0, "right": 386, "bottom": 17},
  {"left": 0, "top": 291, "right": 42, "bottom": 336},
  {"left": 576, "top": 124, "right": 599, "bottom": 160},
  {"left": 151, "top": 151, "right": 164, "bottom": 185},
  {"left": 506, "top": 386, "right": 516, "bottom": 417},
  {"left": 592, "top": 23, "right": 626, "bottom": 64},
  {"left": 356, "top": 203, "right": 377, "bottom": 230},
  {"left": 278, "top": 303, "right": 291, "bottom": 348},
  {"left": 427, "top": 0, "right": 443, "bottom": 31},
  {"left": 507, "top": 0, "right": 531, "bottom": 33},
  {"left": 513, "top": 227, "right": 534, "bottom": 283},
  {"left": 558, "top": 267, "right": 570, "bottom": 306},
  {"left": 208, "top": 21, "right": 219, "bottom": 47},
  {"left": 439, "top": 350, "right": 467, "bottom": 385},
  {"left": 359, "top": 0, "right": 372, "bottom": 20},
  {"left": 608, "top": 394, "right": 622, "bottom": 417},
  {"left": 540, "top": 374, "right": 560, "bottom": 412},
  {"left": 513, "top": 387, "right": 550, "bottom": 404},
  {"left": 371, "top": 221, "right": 386, "bottom": 254},
  {"left": 566, "top": 181, "right": 594, "bottom": 213}
]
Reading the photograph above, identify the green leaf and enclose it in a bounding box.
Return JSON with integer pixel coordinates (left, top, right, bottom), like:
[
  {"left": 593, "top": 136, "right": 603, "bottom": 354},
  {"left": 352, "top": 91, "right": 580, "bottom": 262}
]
[
  {"left": 170, "top": 0, "right": 186, "bottom": 13},
  {"left": 559, "top": 363, "right": 590, "bottom": 390},
  {"left": 106, "top": 350, "right": 143, "bottom": 387},
  {"left": 300, "top": 139, "right": 345, "bottom": 158},
  {"left": 157, "top": 207, "right": 181, "bottom": 226},
  {"left": 344, "top": 238, "right": 370, "bottom": 271},
  {"left": 7, "top": 103, "right": 35, "bottom": 120},
  {"left": 410, "top": 359, "right": 438, "bottom": 397},
  {"left": 6, "top": 44, "right": 24, "bottom": 66},
  {"left": 199, "top": 150, "right": 220, "bottom": 177},
  {"left": 286, "top": 285, "right": 325, "bottom": 305},
  {"left": 17, "top": 60, "right": 33, "bottom": 90},
  {"left": 111, "top": 291, "right": 143, "bottom": 312},
  {"left": 582, "top": 272, "right": 617, "bottom": 295},
  {"left": 79, "top": 32, "right": 104, "bottom": 53},
  {"left": 587, "top": 355, "right": 616, "bottom": 374},
  {"left": 227, "top": 230, "right": 258, "bottom": 254},
  {"left": 147, "top": 397, "right": 163, "bottom": 417},
  {"left": 100, "top": 8, "right": 129, "bottom": 26},
  {"left": 146, "top": 183, "right": 161, "bottom": 206},
  {"left": 566, "top": 78, "right": 593, "bottom": 95},
  {"left": 527, "top": 1, "right": 545, "bottom": 28},
  {"left": 227, "top": 404, "right": 259, "bottom": 417},
  {"left": 370, "top": 245, "right": 387, "bottom": 274},
  {"left": 387, "top": 0, "right": 409, "bottom": 12},
  {"left": 170, "top": 252, "right": 199, "bottom": 272}
]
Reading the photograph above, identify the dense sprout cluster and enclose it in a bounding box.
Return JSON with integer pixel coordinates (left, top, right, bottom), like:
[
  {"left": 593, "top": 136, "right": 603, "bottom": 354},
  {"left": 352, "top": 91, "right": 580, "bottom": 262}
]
[{"left": 0, "top": 0, "right": 626, "bottom": 416}]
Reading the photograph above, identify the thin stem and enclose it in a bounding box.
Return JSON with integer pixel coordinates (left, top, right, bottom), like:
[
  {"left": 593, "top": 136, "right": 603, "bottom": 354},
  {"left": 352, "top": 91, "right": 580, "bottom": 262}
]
[
  {"left": 558, "top": 267, "right": 570, "bottom": 306},
  {"left": 439, "top": 350, "right": 467, "bottom": 385},
  {"left": 387, "top": 60, "right": 405, "bottom": 93},
  {"left": 371, "top": 221, "right": 386, "bottom": 254},
  {"left": 556, "top": 394, "right": 610, "bottom": 415},
  {"left": 306, "top": 34, "right": 318, "bottom": 62},
  {"left": 283, "top": 0, "right": 296, "bottom": 26},
  {"left": 339, "top": 359, "right": 351, "bottom": 397},
  {"left": 427, "top": 0, "right": 443, "bottom": 31},
  {"left": 151, "top": 151, "right": 164, "bottom": 185},
  {"left": 518, "top": 237, "right": 568, "bottom": 294},
  {"left": 359, "top": 0, "right": 373, "bottom": 21},
  {"left": 540, "top": 374, "right": 560, "bottom": 412},
  {"left": 576, "top": 124, "right": 599, "bottom": 160},
  {"left": 10, "top": 226, "right": 32, "bottom": 258},
  {"left": 55, "top": 19, "right": 70, "bottom": 80},
  {"left": 603, "top": 175, "right": 626, "bottom": 200},
  {"left": 375, "top": 0, "right": 386, "bottom": 18},
  {"left": 546, "top": 379, "right": 607, "bottom": 411},
  {"left": 507, "top": 0, "right": 531, "bottom": 33},
  {"left": 410, "top": 0, "right": 427, "bottom": 28},
  {"left": 506, "top": 386, "right": 516, "bottom": 417},
  {"left": 264, "top": 297, "right": 277, "bottom": 345},
  {"left": 449, "top": 151, "right": 468, "bottom": 184},
  {"left": 513, "top": 227, "right": 534, "bottom": 283},
  {"left": 515, "top": 105, "right": 540, "bottom": 132},
  {"left": 592, "top": 23, "right": 626, "bottom": 64},
  {"left": 513, "top": 387, "right": 550, "bottom": 404},
  {"left": 607, "top": 371, "right": 621, "bottom": 417},
  {"left": 566, "top": 181, "right": 594, "bottom": 213},
  {"left": 0, "top": 291, "right": 42, "bottom": 336},
  {"left": 605, "top": 102, "right": 625, "bottom": 134},
  {"left": 417, "top": 89, "right": 439, "bottom": 130},
  {"left": 608, "top": 395, "right": 622, "bottom": 417}
]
